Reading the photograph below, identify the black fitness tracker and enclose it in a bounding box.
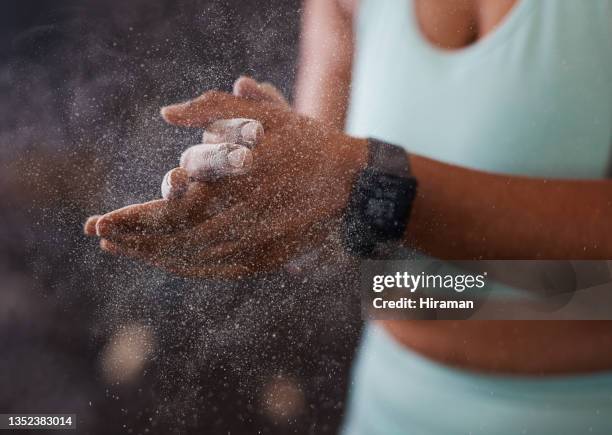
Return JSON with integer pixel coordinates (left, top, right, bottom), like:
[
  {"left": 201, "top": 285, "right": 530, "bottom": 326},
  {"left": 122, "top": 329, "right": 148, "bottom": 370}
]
[{"left": 342, "top": 138, "right": 418, "bottom": 257}]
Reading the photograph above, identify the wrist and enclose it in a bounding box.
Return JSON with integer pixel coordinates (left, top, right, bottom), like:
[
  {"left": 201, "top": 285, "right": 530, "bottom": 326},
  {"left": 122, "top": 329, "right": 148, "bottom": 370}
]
[
  {"left": 332, "top": 133, "right": 369, "bottom": 197},
  {"left": 341, "top": 138, "right": 418, "bottom": 257},
  {"left": 344, "top": 136, "right": 369, "bottom": 172},
  {"left": 335, "top": 133, "right": 368, "bottom": 174}
]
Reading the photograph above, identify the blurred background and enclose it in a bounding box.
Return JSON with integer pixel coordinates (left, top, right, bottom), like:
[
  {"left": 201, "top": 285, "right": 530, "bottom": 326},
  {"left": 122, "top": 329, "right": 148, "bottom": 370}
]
[{"left": 0, "top": 1, "right": 362, "bottom": 433}]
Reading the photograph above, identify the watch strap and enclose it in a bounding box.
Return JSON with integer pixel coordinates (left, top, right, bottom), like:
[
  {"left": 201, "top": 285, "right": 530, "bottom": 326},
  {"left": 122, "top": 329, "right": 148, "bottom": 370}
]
[
  {"left": 368, "top": 138, "right": 412, "bottom": 178},
  {"left": 342, "top": 138, "right": 417, "bottom": 257}
]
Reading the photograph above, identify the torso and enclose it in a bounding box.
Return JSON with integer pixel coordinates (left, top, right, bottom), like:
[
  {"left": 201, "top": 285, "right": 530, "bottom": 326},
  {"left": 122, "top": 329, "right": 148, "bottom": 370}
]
[
  {"left": 345, "top": 0, "right": 612, "bottom": 374},
  {"left": 382, "top": 320, "right": 612, "bottom": 374}
]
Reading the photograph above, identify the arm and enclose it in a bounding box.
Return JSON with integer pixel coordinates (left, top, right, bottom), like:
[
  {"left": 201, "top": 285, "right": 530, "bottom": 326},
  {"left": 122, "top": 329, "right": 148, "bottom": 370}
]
[
  {"left": 408, "top": 156, "right": 612, "bottom": 260},
  {"left": 86, "top": 85, "right": 612, "bottom": 279},
  {"left": 295, "top": 0, "right": 612, "bottom": 261},
  {"left": 294, "top": 0, "right": 354, "bottom": 128}
]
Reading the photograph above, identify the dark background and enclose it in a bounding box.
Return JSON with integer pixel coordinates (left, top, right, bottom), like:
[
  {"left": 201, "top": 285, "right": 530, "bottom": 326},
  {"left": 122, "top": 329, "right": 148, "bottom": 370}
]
[{"left": 0, "top": 1, "right": 362, "bottom": 433}]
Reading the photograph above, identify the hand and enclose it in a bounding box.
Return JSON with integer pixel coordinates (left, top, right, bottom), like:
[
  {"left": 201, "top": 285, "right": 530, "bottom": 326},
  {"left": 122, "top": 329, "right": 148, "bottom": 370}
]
[
  {"left": 86, "top": 76, "right": 288, "bottom": 219},
  {"left": 85, "top": 77, "right": 367, "bottom": 278},
  {"left": 160, "top": 75, "right": 291, "bottom": 199}
]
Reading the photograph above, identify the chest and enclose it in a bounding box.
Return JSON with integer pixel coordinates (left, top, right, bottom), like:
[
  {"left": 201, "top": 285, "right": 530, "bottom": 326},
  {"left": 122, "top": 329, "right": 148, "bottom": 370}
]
[
  {"left": 413, "top": 0, "right": 519, "bottom": 50},
  {"left": 348, "top": 1, "right": 611, "bottom": 178}
]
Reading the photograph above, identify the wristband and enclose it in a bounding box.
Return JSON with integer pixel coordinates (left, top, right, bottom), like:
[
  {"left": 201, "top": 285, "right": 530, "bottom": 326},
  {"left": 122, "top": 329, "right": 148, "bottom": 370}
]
[{"left": 342, "top": 138, "right": 418, "bottom": 257}]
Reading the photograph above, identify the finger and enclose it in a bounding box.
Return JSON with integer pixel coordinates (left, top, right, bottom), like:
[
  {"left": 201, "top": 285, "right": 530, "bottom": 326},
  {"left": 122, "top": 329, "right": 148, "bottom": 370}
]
[
  {"left": 96, "top": 174, "right": 246, "bottom": 238},
  {"left": 102, "top": 178, "right": 304, "bottom": 265},
  {"left": 103, "top": 204, "right": 325, "bottom": 280},
  {"left": 101, "top": 236, "right": 254, "bottom": 279},
  {"left": 100, "top": 238, "right": 194, "bottom": 274},
  {"left": 180, "top": 143, "right": 253, "bottom": 181},
  {"left": 96, "top": 200, "right": 182, "bottom": 237},
  {"left": 100, "top": 237, "right": 196, "bottom": 272},
  {"left": 233, "top": 76, "right": 289, "bottom": 109},
  {"left": 95, "top": 195, "right": 200, "bottom": 238},
  {"left": 161, "top": 91, "right": 284, "bottom": 128},
  {"left": 101, "top": 234, "right": 163, "bottom": 258},
  {"left": 97, "top": 165, "right": 253, "bottom": 238},
  {"left": 164, "top": 140, "right": 255, "bottom": 201},
  {"left": 153, "top": 188, "right": 319, "bottom": 259},
  {"left": 202, "top": 118, "right": 264, "bottom": 147},
  {"left": 105, "top": 192, "right": 266, "bottom": 259},
  {"left": 100, "top": 238, "right": 125, "bottom": 255},
  {"left": 97, "top": 168, "right": 284, "bottom": 255},
  {"left": 101, "top": 237, "right": 169, "bottom": 261},
  {"left": 103, "top": 234, "right": 284, "bottom": 280},
  {"left": 161, "top": 167, "right": 189, "bottom": 200},
  {"left": 84, "top": 215, "right": 101, "bottom": 235},
  {"left": 102, "top": 230, "right": 199, "bottom": 263}
]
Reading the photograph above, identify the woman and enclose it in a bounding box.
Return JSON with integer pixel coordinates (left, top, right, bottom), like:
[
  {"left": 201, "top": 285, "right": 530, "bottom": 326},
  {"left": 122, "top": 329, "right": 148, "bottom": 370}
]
[{"left": 87, "top": 0, "right": 612, "bottom": 433}]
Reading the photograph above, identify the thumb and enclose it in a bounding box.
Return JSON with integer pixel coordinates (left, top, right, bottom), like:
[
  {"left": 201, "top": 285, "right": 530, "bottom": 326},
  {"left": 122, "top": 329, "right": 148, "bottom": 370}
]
[
  {"left": 233, "top": 76, "right": 290, "bottom": 109},
  {"left": 161, "top": 91, "right": 282, "bottom": 128}
]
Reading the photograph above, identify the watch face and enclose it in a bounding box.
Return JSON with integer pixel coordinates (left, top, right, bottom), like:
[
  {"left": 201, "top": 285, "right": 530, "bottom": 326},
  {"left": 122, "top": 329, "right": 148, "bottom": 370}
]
[
  {"left": 344, "top": 168, "right": 417, "bottom": 256},
  {"left": 366, "top": 197, "right": 396, "bottom": 227},
  {"left": 363, "top": 174, "right": 407, "bottom": 228}
]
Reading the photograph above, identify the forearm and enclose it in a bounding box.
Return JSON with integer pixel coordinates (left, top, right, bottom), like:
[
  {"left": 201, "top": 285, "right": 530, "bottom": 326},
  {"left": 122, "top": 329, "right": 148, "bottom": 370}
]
[
  {"left": 294, "top": 0, "right": 353, "bottom": 129},
  {"left": 406, "top": 154, "right": 612, "bottom": 260}
]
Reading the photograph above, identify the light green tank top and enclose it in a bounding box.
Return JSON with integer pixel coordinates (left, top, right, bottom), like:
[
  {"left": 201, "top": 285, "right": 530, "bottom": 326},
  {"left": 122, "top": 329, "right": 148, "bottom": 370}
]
[
  {"left": 346, "top": 0, "right": 611, "bottom": 178},
  {"left": 342, "top": 3, "right": 612, "bottom": 433}
]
